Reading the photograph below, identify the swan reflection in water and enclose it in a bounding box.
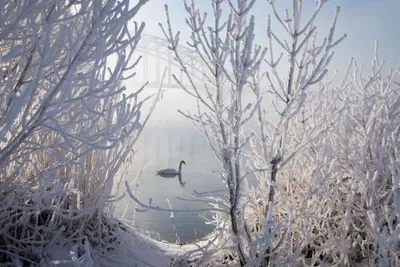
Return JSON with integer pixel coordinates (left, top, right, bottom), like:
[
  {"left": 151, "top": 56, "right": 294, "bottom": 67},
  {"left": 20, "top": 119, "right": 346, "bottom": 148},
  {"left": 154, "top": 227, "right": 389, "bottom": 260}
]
[
  {"left": 156, "top": 172, "right": 186, "bottom": 186},
  {"left": 156, "top": 160, "right": 186, "bottom": 186}
]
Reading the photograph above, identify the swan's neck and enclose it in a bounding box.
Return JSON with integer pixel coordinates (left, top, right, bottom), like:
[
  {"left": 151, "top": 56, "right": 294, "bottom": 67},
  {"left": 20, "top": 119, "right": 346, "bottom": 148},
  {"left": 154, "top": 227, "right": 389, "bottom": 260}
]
[{"left": 178, "top": 161, "right": 184, "bottom": 172}]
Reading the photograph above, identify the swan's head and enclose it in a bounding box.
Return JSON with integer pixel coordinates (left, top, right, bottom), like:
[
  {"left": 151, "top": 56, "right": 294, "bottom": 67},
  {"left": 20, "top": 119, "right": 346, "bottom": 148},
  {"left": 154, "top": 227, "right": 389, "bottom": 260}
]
[{"left": 181, "top": 160, "right": 186, "bottom": 165}]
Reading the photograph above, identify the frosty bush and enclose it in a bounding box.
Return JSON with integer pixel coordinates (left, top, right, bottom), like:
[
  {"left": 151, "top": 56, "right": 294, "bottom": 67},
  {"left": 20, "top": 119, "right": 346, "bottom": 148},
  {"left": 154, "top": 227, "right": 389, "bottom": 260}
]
[
  {"left": 250, "top": 44, "right": 400, "bottom": 266},
  {"left": 0, "top": 0, "right": 152, "bottom": 265}
]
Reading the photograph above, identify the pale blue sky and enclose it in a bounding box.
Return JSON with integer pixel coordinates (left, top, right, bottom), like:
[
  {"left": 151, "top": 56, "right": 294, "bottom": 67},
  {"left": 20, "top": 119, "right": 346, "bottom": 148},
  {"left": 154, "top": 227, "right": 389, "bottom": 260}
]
[
  {"left": 136, "top": 0, "right": 399, "bottom": 71},
  {"left": 130, "top": 0, "right": 399, "bottom": 125}
]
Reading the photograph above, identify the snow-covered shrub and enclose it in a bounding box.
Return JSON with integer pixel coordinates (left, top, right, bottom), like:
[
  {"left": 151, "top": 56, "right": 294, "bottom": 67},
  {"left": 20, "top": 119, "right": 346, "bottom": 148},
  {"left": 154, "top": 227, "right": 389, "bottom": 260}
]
[
  {"left": 244, "top": 1, "right": 347, "bottom": 265},
  {"left": 244, "top": 2, "right": 399, "bottom": 264},
  {"left": 247, "top": 44, "right": 400, "bottom": 266},
  {"left": 319, "top": 46, "right": 400, "bottom": 265},
  {"left": 0, "top": 0, "right": 152, "bottom": 264}
]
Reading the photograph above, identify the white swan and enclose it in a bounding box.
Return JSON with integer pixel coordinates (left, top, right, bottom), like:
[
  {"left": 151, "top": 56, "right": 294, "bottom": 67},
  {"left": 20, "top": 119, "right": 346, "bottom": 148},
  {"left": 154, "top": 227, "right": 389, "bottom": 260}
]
[{"left": 156, "top": 160, "right": 186, "bottom": 176}]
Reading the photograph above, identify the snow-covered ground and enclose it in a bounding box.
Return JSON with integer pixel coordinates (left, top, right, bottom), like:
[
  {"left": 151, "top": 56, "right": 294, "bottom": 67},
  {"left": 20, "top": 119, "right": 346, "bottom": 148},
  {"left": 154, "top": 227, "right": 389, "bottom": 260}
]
[{"left": 41, "top": 223, "right": 231, "bottom": 267}]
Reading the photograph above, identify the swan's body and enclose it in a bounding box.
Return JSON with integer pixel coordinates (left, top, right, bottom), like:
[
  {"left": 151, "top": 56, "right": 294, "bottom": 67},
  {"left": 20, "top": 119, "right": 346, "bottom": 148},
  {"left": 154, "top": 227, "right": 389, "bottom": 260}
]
[
  {"left": 156, "top": 160, "right": 186, "bottom": 176},
  {"left": 156, "top": 168, "right": 180, "bottom": 176},
  {"left": 156, "top": 160, "right": 186, "bottom": 186}
]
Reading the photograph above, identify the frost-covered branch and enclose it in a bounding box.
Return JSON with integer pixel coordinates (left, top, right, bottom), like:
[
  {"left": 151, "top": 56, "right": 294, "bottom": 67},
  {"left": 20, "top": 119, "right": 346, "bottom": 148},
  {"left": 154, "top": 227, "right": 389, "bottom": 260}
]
[{"left": 125, "top": 181, "right": 230, "bottom": 214}]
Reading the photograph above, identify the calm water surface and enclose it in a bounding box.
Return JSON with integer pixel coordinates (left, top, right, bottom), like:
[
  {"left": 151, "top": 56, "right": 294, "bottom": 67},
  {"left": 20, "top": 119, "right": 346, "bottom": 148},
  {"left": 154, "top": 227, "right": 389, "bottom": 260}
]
[{"left": 114, "top": 89, "right": 225, "bottom": 243}]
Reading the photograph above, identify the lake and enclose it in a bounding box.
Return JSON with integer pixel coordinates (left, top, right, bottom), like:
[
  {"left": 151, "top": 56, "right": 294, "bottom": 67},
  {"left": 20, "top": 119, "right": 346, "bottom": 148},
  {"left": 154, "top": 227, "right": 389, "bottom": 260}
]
[{"left": 113, "top": 88, "right": 225, "bottom": 243}]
